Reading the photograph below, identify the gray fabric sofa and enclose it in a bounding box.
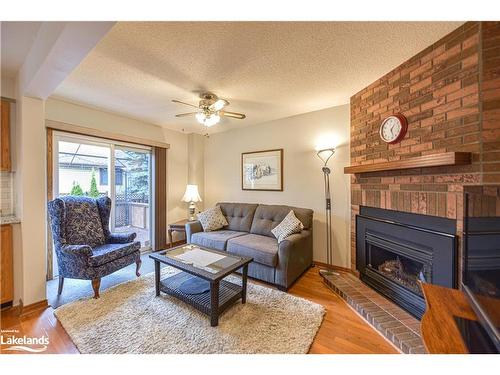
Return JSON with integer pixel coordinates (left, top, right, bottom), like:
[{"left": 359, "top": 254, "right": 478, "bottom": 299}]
[{"left": 185, "top": 202, "right": 313, "bottom": 291}]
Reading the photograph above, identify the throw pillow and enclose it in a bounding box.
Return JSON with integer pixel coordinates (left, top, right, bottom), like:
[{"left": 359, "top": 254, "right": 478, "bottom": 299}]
[
  {"left": 197, "top": 206, "right": 229, "bottom": 232},
  {"left": 271, "top": 210, "right": 303, "bottom": 243}
]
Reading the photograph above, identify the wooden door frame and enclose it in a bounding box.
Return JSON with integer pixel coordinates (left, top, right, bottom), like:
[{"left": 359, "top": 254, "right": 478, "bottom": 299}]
[
  {"left": 46, "top": 128, "right": 54, "bottom": 280},
  {"left": 46, "top": 127, "right": 167, "bottom": 279}
]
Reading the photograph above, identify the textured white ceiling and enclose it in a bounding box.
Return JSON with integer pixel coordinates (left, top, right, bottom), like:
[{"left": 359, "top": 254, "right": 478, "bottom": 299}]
[
  {"left": 1, "top": 21, "right": 42, "bottom": 78},
  {"left": 53, "top": 21, "right": 463, "bottom": 134}
]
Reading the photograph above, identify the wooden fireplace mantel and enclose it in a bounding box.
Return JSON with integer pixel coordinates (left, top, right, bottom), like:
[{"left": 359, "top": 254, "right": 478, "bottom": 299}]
[
  {"left": 344, "top": 152, "right": 471, "bottom": 174},
  {"left": 420, "top": 283, "right": 477, "bottom": 354}
]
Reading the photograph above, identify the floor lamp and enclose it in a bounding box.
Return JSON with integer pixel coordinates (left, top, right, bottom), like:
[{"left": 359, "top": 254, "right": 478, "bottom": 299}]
[{"left": 316, "top": 148, "right": 338, "bottom": 276}]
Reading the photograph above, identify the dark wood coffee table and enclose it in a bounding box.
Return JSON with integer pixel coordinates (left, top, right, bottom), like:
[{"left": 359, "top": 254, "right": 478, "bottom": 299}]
[{"left": 149, "top": 244, "right": 253, "bottom": 327}]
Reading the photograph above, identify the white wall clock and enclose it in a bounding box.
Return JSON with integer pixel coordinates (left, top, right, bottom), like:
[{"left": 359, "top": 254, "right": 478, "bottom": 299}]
[{"left": 379, "top": 114, "right": 408, "bottom": 144}]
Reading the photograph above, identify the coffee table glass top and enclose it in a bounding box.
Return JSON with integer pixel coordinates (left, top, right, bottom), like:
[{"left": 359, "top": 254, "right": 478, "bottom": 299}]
[{"left": 160, "top": 244, "right": 242, "bottom": 274}]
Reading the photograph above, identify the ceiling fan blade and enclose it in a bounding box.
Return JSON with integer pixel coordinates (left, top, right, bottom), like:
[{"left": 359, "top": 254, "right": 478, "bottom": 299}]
[
  {"left": 175, "top": 112, "right": 198, "bottom": 117},
  {"left": 220, "top": 111, "right": 246, "bottom": 120},
  {"left": 172, "top": 99, "right": 199, "bottom": 109}
]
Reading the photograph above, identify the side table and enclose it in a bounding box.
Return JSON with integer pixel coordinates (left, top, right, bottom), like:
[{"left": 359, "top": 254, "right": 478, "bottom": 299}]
[{"left": 168, "top": 219, "right": 189, "bottom": 247}]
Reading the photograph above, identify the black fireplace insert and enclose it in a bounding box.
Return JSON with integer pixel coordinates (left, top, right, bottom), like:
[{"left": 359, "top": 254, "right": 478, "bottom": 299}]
[{"left": 356, "top": 206, "right": 457, "bottom": 319}]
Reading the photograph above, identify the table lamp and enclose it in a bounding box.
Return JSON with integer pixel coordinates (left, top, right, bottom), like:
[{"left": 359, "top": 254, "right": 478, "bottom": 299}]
[{"left": 181, "top": 184, "right": 202, "bottom": 221}]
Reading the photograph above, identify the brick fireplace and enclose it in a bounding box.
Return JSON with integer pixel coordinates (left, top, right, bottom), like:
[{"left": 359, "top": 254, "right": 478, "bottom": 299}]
[
  {"left": 317, "top": 21, "right": 500, "bottom": 352},
  {"left": 319, "top": 22, "right": 500, "bottom": 351},
  {"left": 349, "top": 21, "right": 500, "bottom": 276},
  {"left": 356, "top": 206, "right": 457, "bottom": 318}
]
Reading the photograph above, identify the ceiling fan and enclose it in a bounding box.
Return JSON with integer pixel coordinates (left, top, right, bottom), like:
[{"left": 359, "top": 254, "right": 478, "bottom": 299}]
[{"left": 172, "top": 92, "right": 246, "bottom": 127}]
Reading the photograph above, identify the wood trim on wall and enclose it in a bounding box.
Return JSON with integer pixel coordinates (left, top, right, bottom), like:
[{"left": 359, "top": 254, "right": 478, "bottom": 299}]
[
  {"left": 45, "top": 119, "right": 170, "bottom": 149},
  {"left": 0, "top": 96, "right": 16, "bottom": 103},
  {"left": 314, "top": 261, "right": 359, "bottom": 276},
  {"left": 154, "top": 146, "right": 167, "bottom": 250},
  {"left": 344, "top": 152, "right": 471, "bottom": 174},
  {"left": 19, "top": 299, "right": 49, "bottom": 317},
  {"left": 1, "top": 100, "right": 12, "bottom": 171},
  {"left": 47, "top": 128, "right": 53, "bottom": 202},
  {"left": 46, "top": 128, "right": 54, "bottom": 280}
]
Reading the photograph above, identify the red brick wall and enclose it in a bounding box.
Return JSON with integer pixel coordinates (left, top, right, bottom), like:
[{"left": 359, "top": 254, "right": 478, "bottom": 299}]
[
  {"left": 465, "top": 185, "right": 500, "bottom": 217},
  {"left": 350, "top": 22, "right": 500, "bottom": 271},
  {"left": 482, "top": 22, "right": 500, "bottom": 184}
]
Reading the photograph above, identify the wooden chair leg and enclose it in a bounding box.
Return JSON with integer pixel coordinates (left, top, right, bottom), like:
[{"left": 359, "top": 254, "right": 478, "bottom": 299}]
[
  {"left": 136, "top": 259, "right": 142, "bottom": 277},
  {"left": 58, "top": 277, "right": 64, "bottom": 295},
  {"left": 91, "top": 278, "right": 101, "bottom": 299}
]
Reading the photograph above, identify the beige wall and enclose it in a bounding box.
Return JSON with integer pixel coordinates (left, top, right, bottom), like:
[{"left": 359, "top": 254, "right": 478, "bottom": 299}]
[
  {"left": 14, "top": 95, "right": 47, "bottom": 305},
  {"left": 204, "top": 105, "right": 351, "bottom": 267},
  {"left": 187, "top": 133, "right": 205, "bottom": 212},
  {"left": 1, "top": 76, "right": 16, "bottom": 99}
]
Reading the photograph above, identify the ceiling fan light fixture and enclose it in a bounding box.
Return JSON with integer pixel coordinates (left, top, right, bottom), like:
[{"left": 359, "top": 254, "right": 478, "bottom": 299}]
[
  {"left": 204, "top": 114, "right": 220, "bottom": 127},
  {"left": 195, "top": 112, "right": 206, "bottom": 124},
  {"left": 211, "top": 99, "right": 228, "bottom": 111},
  {"left": 173, "top": 94, "right": 244, "bottom": 127}
]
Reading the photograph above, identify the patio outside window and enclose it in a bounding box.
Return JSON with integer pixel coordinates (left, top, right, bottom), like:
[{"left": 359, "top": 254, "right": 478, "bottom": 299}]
[{"left": 52, "top": 133, "right": 152, "bottom": 276}]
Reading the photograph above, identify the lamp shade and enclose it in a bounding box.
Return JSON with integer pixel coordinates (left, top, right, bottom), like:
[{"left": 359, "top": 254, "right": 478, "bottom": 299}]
[
  {"left": 316, "top": 148, "right": 335, "bottom": 164},
  {"left": 181, "top": 184, "right": 202, "bottom": 203}
]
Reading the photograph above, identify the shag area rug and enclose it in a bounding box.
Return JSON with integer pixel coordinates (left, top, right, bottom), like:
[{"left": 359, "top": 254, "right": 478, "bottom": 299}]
[{"left": 54, "top": 267, "right": 325, "bottom": 354}]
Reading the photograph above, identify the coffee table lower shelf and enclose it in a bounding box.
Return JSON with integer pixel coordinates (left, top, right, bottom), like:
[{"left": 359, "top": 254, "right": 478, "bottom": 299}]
[{"left": 159, "top": 272, "right": 243, "bottom": 326}]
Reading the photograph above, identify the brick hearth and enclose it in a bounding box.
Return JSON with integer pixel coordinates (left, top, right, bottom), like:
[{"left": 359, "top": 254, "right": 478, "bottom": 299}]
[{"left": 321, "top": 272, "right": 426, "bottom": 354}]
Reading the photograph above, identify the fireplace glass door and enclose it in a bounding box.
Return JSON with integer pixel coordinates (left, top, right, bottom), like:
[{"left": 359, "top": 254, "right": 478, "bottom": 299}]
[
  {"left": 357, "top": 207, "right": 457, "bottom": 319},
  {"left": 367, "top": 243, "right": 431, "bottom": 297}
]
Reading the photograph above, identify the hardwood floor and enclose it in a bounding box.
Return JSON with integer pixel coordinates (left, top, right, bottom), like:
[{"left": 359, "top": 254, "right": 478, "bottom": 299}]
[
  {"left": 0, "top": 266, "right": 397, "bottom": 354},
  {"left": 289, "top": 267, "right": 398, "bottom": 354},
  {"left": 1, "top": 305, "right": 78, "bottom": 354}
]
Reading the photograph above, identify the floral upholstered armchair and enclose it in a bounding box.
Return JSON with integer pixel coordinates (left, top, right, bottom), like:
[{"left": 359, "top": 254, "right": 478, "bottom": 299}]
[{"left": 48, "top": 196, "right": 141, "bottom": 298}]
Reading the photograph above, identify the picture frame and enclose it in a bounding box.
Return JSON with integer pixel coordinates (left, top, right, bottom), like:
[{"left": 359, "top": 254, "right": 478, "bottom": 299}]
[{"left": 241, "top": 149, "right": 283, "bottom": 191}]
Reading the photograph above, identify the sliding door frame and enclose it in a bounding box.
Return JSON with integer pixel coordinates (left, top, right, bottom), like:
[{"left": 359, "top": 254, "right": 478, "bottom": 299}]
[
  {"left": 112, "top": 143, "right": 153, "bottom": 244},
  {"left": 46, "top": 119, "right": 169, "bottom": 280},
  {"left": 47, "top": 130, "right": 155, "bottom": 279}
]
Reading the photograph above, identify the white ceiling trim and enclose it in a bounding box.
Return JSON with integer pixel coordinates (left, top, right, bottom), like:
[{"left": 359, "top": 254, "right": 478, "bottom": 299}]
[{"left": 16, "top": 22, "right": 115, "bottom": 99}]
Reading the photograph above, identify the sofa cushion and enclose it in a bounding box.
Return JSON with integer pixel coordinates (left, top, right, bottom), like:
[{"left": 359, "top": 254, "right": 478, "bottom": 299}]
[
  {"left": 250, "top": 204, "right": 313, "bottom": 238},
  {"left": 197, "top": 206, "right": 228, "bottom": 232},
  {"left": 218, "top": 202, "right": 258, "bottom": 232},
  {"left": 63, "top": 196, "right": 106, "bottom": 248},
  {"left": 89, "top": 242, "right": 140, "bottom": 267},
  {"left": 191, "top": 230, "right": 247, "bottom": 251},
  {"left": 227, "top": 234, "right": 278, "bottom": 267},
  {"left": 271, "top": 210, "right": 304, "bottom": 243}
]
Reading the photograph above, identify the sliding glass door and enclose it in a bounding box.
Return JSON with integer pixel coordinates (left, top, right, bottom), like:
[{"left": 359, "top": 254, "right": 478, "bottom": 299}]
[
  {"left": 56, "top": 138, "right": 111, "bottom": 199},
  {"left": 113, "top": 146, "right": 152, "bottom": 249},
  {"left": 53, "top": 132, "right": 152, "bottom": 275}
]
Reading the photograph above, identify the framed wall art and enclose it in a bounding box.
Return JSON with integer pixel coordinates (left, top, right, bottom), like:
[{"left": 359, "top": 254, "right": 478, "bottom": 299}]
[{"left": 241, "top": 149, "right": 283, "bottom": 191}]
